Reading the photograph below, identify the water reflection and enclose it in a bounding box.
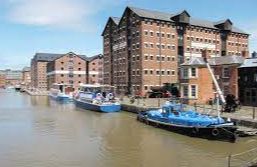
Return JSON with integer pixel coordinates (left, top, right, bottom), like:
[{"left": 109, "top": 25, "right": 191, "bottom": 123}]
[{"left": 0, "top": 89, "right": 256, "bottom": 167}]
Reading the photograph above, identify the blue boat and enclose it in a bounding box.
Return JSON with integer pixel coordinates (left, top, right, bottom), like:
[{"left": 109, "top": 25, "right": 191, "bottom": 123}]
[
  {"left": 74, "top": 84, "right": 121, "bottom": 113},
  {"left": 49, "top": 83, "right": 73, "bottom": 102},
  {"left": 137, "top": 101, "right": 237, "bottom": 142}
]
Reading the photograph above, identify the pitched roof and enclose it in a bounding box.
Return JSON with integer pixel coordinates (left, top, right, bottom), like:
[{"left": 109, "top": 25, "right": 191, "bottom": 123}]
[
  {"left": 101, "top": 17, "right": 120, "bottom": 36},
  {"left": 128, "top": 6, "right": 174, "bottom": 22},
  {"left": 51, "top": 52, "right": 87, "bottom": 61},
  {"left": 181, "top": 57, "right": 206, "bottom": 66},
  {"left": 214, "top": 19, "right": 232, "bottom": 26},
  {"left": 22, "top": 67, "right": 30, "bottom": 72},
  {"left": 33, "top": 52, "right": 87, "bottom": 62},
  {"left": 111, "top": 17, "right": 120, "bottom": 25},
  {"left": 87, "top": 54, "right": 103, "bottom": 62},
  {"left": 181, "top": 55, "right": 244, "bottom": 66},
  {"left": 33, "top": 53, "right": 62, "bottom": 62},
  {"left": 239, "top": 58, "right": 257, "bottom": 68},
  {"left": 127, "top": 6, "right": 247, "bottom": 34},
  {"left": 208, "top": 55, "right": 244, "bottom": 65}
]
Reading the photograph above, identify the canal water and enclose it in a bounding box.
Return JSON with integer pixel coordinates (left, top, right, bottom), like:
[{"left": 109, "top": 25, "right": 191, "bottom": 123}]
[{"left": 0, "top": 89, "right": 256, "bottom": 167}]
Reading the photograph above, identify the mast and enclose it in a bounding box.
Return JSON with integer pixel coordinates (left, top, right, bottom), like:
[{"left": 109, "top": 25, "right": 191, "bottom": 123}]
[
  {"left": 203, "top": 51, "right": 225, "bottom": 118},
  {"left": 205, "top": 62, "right": 225, "bottom": 104}
]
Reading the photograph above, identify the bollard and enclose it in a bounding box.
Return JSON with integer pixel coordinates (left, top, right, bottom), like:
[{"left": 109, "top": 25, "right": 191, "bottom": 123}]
[
  {"left": 158, "top": 98, "right": 160, "bottom": 107},
  {"left": 194, "top": 102, "right": 197, "bottom": 111},
  {"left": 253, "top": 107, "right": 256, "bottom": 120},
  {"left": 227, "top": 154, "right": 231, "bottom": 167}
]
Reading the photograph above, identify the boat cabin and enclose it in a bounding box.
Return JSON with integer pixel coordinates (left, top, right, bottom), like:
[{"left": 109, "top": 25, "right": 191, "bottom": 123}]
[
  {"left": 78, "top": 84, "right": 116, "bottom": 100},
  {"left": 51, "top": 83, "right": 74, "bottom": 94}
]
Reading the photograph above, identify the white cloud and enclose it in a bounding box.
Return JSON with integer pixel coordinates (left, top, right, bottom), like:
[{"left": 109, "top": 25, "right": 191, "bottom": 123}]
[{"left": 5, "top": 0, "right": 120, "bottom": 31}]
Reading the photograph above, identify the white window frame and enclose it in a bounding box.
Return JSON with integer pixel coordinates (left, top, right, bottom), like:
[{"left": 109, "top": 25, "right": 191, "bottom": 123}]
[
  {"left": 222, "top": 67, "right": 230, "bottom": 78},
  {"left": 182, "top": 68, "right": 189, "bottom": 79},
  {"left": 190, "top": 67, "right": 198, "bottom": 78},
  {"left": 190, "top": 84, "right": 198, "bottom": 99},
  {"left": 181, "top": 84, "right": 189, "bottom": 98}
]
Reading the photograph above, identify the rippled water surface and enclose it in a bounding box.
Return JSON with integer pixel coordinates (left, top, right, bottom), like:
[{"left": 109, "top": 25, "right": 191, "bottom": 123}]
[{"left": 0, "top": 89, "right": 257, "bottom": 167}]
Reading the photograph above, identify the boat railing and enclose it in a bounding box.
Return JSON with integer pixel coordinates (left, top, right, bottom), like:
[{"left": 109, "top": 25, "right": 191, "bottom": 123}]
[{"left": 227, "top": 147, "right": 257, "bottom": 167}]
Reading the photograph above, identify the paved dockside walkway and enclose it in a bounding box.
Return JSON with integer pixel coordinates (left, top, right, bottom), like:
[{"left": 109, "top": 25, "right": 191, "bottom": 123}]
[
  {"left": 120, "top": 97, "right": 257, "bottom": 128},
  {"left": 24, "top": 89, "right": 48, "bottom": 96}
]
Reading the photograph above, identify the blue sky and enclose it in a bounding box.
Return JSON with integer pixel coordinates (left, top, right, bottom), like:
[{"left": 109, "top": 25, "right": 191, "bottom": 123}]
[{"left": 0, "top": 0, "right": 256, "bottom": 69}]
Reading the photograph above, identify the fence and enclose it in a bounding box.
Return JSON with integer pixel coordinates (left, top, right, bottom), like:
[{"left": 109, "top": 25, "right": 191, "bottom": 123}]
[
  {"left": 120, "top": 97, "right": 257, "bottom": 121},
  {"left": 193, "top": 103, "right": 257, "bottom": 121},
  {"left": 228, "top": 147, "right": 257, "bottom": 167}
]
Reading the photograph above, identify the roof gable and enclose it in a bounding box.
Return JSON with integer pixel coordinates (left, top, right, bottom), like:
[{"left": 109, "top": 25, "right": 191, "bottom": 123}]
[
  {"left": 170, "top": 10, "right": 190, "bottom": 24},
  {"left": 125, "top": 6, "right": 248, "bottom": 34},
  {"left": 101, "top": 17, "right": 120, "bottom": 36}
]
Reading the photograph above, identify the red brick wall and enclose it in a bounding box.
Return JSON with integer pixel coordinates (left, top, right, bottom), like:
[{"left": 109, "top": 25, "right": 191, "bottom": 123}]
[{"left": 48, "top": 54, "right": 87, "bottom": 91}]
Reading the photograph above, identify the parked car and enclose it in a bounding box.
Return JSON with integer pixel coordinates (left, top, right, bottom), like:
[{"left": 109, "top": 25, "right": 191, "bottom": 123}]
[{"left": 147, "top": 83, "right": 179, "bottom": 98}]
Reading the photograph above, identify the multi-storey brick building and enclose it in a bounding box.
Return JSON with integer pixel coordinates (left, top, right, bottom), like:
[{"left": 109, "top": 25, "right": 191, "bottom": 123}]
[
  {"left": 31, "top": 52, "right": 103, "bottom": 91},
  {"left": 102, "top": 6, "right": 249, "bottom": 95},
  {"left": 180, "top": 50, "right": 244, "bottom": 104},
  {"left": 0, "top": 69, "right": 23, "bottom": 86},
  {"left": 88, "top": 54, "right": 103, "bottom": 84},
  {"left": 31, "top": 53, "right": 62, "bottom": 91},
  {"left": 0, "top": 74, "right": 6, "bottom": 88},
  {"left": 22, "top": 67, "right": 31, "bottom": 87},
  {"left": 238, "top": 58, "right": 257, "bottom": 106},
  {"left": 47, "top": 52, "right": 88, "bottom": 91}
]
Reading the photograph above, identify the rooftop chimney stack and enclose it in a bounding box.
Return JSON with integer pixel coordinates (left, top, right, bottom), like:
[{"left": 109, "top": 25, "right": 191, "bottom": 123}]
[{"left": 252, "top": 51, "right": 257, "bottom": 58}]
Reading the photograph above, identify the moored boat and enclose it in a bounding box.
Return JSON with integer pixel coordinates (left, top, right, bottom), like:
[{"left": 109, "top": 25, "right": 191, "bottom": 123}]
[
  {"left": 14, "top": 85, "right": 21, "bottom": 91},
  {"left": 49, "top": 83, "right": 73, "bottom": 102},
  {"left": 74, "top": 84, "right": 121, "bottom": 113},
  {"left": 137, "top": 101, "right": 237, "bottom": 142}
]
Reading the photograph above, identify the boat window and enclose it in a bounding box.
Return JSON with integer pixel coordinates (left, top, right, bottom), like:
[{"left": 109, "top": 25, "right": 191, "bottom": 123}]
[
  {"left": 59, "top": 85, "right": 63, "bottom": 92},
  {"left": 163, "top": 107, "right": 170, "bottom": 113}
]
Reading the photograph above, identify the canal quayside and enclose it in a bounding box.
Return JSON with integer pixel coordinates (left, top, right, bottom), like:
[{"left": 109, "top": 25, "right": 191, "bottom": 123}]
[{"left": 1, "top": 89, "right": 257, "bottom": 167}]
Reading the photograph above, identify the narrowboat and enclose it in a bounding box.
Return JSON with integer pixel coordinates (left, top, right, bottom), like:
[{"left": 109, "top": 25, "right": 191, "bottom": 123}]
[
  {"left": 137, "top": 100, "right": 237, "bottom": 142},
  {"left": 74, "top": 84, "right": 121, "bottom": 113},
  {"left": 14, "top": 85, "right": 21, "bottom": 91},
  {"left": 49, "top": 83, "right": 73, "bottom": 102}
]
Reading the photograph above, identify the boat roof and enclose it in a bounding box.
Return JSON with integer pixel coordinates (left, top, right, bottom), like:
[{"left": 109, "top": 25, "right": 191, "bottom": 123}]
[
  {"left": 53, "top": 83, "right": 72, "bottom": 86},
  {"left": 79, "top": 84, "right": 115, "bottom": 88}
]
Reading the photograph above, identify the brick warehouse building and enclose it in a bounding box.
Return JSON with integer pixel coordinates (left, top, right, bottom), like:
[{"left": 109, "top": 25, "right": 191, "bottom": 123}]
[
  {"left": 87, "top": 54, "right": 104, "bottom": 85},
  {"left": 0, "top": 69, "right": 23, "bottom": 86},
  {"left": 0, "top": 74, "right": 5, "bottom": 88},
  {"left": 31, "top": 53, "right": 63, "bottom": 91},
  {"left": 102, "top": 6, "right": 249, "bottom": 95},
  {"left": 47, "top": 52, "right": 88, "bottom": 91},
  {"left": 22, "top": 67, "right": 31, "bottom": 87},
  {"left": 31, "top": 52, "right": 103, "bottom": 91}
]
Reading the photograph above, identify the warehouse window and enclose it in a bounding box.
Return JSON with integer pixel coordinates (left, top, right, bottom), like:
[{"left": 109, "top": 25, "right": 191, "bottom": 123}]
[
  {"left": 190, "top": 85, "right": 197, "bottom": 98},
  {"left": 183, "top": 85, "right": 188, "bottom": 97}
]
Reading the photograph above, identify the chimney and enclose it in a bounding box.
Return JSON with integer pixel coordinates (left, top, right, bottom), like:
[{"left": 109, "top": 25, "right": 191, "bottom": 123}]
[
  {"left": 202, "top": 49, "right": 211, "bottom": 62},
  {"left": 252, "top": 51, "right": 257, "bottom": 58},
  {"left": 242, "top": 50, "right": 249, "bottom": 58}
]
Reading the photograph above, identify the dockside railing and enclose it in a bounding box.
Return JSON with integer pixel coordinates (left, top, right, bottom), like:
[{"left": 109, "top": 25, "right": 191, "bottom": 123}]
[{"left": 228, "top": 147, "right": 257, "bottom": 167}]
